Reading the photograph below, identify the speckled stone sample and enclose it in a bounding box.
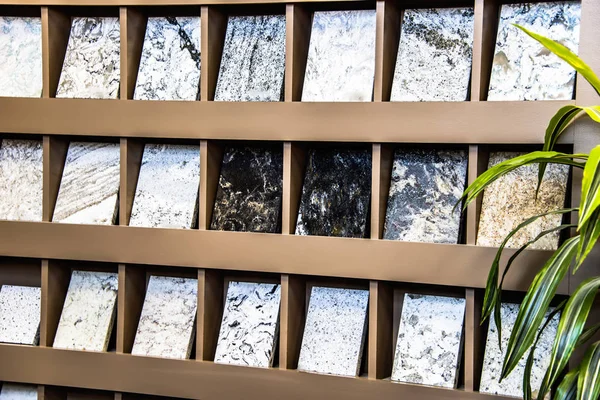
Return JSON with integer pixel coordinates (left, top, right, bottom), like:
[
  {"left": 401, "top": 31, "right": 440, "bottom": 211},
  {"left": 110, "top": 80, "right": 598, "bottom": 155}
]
[
  {"left": 131, "top": 276, "right": 197, "bottom": 360},
  {"left": 476, "top": 152, "right": 569, "bottom": 250},
  {"left": 384, "top": 149, "right": 467, "bottom": 244},
  {"left": 298, "top": 286, "right": 369, "bottom": 377},
  {"left": 0, "top": 384, "right": 38, "bottom": 400},
  {"left": 0, "top": 139, "right": 43, "bottom": 222},
  {"left": 215, "top": 15, "right": 286, "bottom": 102},
  {"left": 391, "top": 8, "right": 474, "bottom": 102},
  {"left": 129, "top": 144, "right": 200, "bottom": 229},
  {"left": 295, "top": 148, "right": 371, "bottom": 238},
  {"left": 211, "top": 146, "right": 283, "bottom": 233},
  {"left": 52, "top": 142, "right": 120, "bottom": 225},
  {"left": 53, "top": 270, "right": 118, "bottom": 352},
  {"left": 392, "top": 294, "right": 465, "bottom": 388},
  {"left": 134, "top": 17, "right": 201, "bottom": 101},
  {"left": 302, "top": 10, "right": 376, "bottom": 102},
  {"left": 488, "top": 2, "right": 580, "bottom": 101},
  {"left": 480, "top": 303, "right": 559, "bottom": 398},
  {"left": 56, "top": 17, "right": 120, "bottom": 99},
  {"left": 214, "top": 282, "right": 281, "bottom": 368},
  {"left": 0, "top": 285, "right": 41, "bottom": 345},
  {"left": 0, "top": 17, "right": 42, "bottom": 97}
]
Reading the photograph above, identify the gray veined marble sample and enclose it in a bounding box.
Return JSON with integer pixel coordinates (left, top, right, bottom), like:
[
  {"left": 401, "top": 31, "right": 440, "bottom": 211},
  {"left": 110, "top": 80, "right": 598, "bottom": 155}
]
[
  {"left": 215, "top": 15, "right": 286, "bottom": 102},
  {"left": 302, "top": 10, "right": 376, "bottom": 102},
  {"left": 53, "top": 270, "right": 118, "bottom": 352},
  {"left": 391, "top": 8, "right": 474, "bottom": 102},
  {"left": 129, "top": 144, "right": 200, "bottom": 229},
  {"left": 476, "top": 152, "right": 569, "bottom": 250},
  {"left": 0, "top": 17, "right": 42, "bottom": 97},
  {"left": 52, "top": 142, "right": 120, "bottom": 225},
  {"left": 214, "top": 282, "right": 281, "bottom": 368},
  {"left": 0, "top": 285, "right": 41, "bottom": 345},
  {"left": 0, "top": 384, "right": 38, "bottom": 400},
  {"left": 298, "top": 286, "right": 369, "bottom": 377},
  {"left": 0, "top": 139, "right": 43, "bottom": 222},
  {"left": 56, "top": 17, "right": 120, "bottom": 99},
  {"left": 131, "top": 276, "right": 198, "bottom": 360},
  {"left": 487, "top": 2, "right": 581, "bottom": 101},
  {"left": 383, "top": 149, "right": 467, "bottom": 244},
  {"left": 134, "top": 17, "right": 201, "bottom": 101},
  {"left": 392, "top": 294, "right": 466, "bottom": 388}
]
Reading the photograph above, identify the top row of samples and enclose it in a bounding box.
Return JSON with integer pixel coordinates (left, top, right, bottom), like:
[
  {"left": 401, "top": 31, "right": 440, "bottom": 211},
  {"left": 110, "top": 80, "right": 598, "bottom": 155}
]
[{"left": 0, "top": 1, "right": 580, "bottom": 101}]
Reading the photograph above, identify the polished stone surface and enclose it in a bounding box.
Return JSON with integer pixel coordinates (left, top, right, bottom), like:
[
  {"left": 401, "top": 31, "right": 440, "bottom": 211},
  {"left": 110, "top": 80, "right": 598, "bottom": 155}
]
[
  {"left": 488, "top": 2, "right": 580, "bottom": 101},
  {"left": 0, "top": 384, "right": 38, "bottom": 400},
  {"left": 0, "top": 285, "right": 41, "bottom": 345}
]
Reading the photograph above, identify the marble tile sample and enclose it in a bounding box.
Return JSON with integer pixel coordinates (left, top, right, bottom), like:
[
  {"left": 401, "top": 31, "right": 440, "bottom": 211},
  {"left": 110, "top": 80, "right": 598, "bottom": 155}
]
[
  {"left": 0, "top": 139, "right": 43, "bottom": 222},
  {"left": 129, "top": 144, "right": 200, "bottom": 229},
  {"left": 214, "top": 282, "right": 281, "bottom": 368},
  {"left": 302, "top": 10, "right": 376, "bottom": 102},
  {"left": 384, "top": 149, "right": 467, "bottom": 244},
  {"left": 215, "top": 15, "right": 286, "bottom": 102},
  {"left": 0, "top": 17, "right": 42, "bottom": 97},
  {"left": 480, "top": 303, "right": 559, "bottom": 398},
  {"left": 392, "top": 294, "right": 466, "bottom": 388},
  {"left": 211, "top": 146, "right": 283, "bottom": 233},
  {"left": 0, "top": 384, "right": 38, "bottom": 400},
  {"left": 53, "top": 270, "right": 118, "bottom": 352},
  {"left": 297, "top": 286, "right": 369, "bottom": 377},
  {"left": 0, "top": 285, "right": 41, "bottom": 345},
  {"left": 476, "top": 152, "right": 569, "bottom": 250},
  {"left": 131, "top": 276, "right": 197, "bottom": 360},
  {"left": 488, "top": 2, "right": 581, "bottom": 101},
  {"left": 52, "top": 142, "right": 120, "bottom": 225},
  {"left": 56, "top": 17, "right": 120, "bottom": 99},
  {"left": 390, "top": 8, "right": 474, "bottom": 102},
  {"left": 134, "top": 17, "right": 201, "bottom": 101}
]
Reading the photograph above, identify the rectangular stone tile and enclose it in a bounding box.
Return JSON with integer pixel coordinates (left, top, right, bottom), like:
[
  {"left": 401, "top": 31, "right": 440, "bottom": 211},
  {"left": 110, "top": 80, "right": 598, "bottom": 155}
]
[
  {"left": 0, "top": 285, "right": 41, "bottom": 345},
  {"left": 0, "top": 384, "right": 37, "bottom": 400}
]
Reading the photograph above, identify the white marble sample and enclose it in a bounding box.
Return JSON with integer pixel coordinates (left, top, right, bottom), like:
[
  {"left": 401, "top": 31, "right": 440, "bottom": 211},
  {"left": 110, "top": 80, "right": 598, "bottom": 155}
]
[
  {"left": 129, "top": 144, "right": 200, "bottom": 229},
  {"left": 215, "top": 15, "right": 286, "bottom": 102},
  {"left": 214, "top": 281, "right": 281, "bottom": 368},
  {"left": 0, "top": 384, "right": 38, "bottom": 400},
  {"left": 0, "top": 285, "right": 41, "bottom": 345},
  {"left": 53, "top": 270, "right": 118, "bottom": 352},
  {"left": 298, "top": 286, "right": 369, "bottom": 377},
  {"left": 0, "top": 139, "right": 43, "bottom": 222},
  {"left": 134, "top": 17, "right": 201, "bottom": 101},
  {"left": 131, "top": 275, "right": 197, "bottom": 360},
  {"left": 302, "top": 10, "right": 376, "bottom": 102},
  {"left": 0, "top": 17, "right": 42, "bottom": 97},
  {"left": 488, "top": 2, "right": 581, "bottom": 101},
  {"left": 56, "top": 17, "right": 120, "bottom": 99},
  {"left": 391, "top": 8, "right": 474, "bottom": 102},
  {"left": 392, "top": 294, "right": 465, "bottom": 388},
  {"left": 480, "top": 303, "right": 559, "bottom": 398},
  {"left": 52, "top": 142, "right": 120, "bottom": 225}
]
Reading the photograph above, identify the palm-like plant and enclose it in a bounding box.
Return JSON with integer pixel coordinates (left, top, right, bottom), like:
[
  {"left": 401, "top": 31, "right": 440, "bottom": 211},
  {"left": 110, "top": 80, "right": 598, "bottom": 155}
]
[{"left": 458, "top": 25, "right": 600, "bottom": 400}]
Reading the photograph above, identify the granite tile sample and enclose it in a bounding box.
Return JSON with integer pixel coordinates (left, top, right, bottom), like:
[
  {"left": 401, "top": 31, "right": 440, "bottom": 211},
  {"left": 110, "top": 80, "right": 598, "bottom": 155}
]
[
  {"left": 56, "top": 17, "right": 120, "bottom": 99},
  {"left": 0, "top": 139, "right": 43, "bottom": 222},
  {"left": 297, "top": 286, "right": 369, "bottom": 377},
  {"left": 134, "top": 17, "right": 201, "bottom": 101},
  {"left": 211, "top": 146, "right": 283, "bottom": 233},
  {"left": 215, "top": 15, "right": 286, "bottom": 102},
  {"left": 0, "top": 384, "right": 38, "bottom": 400},
  {"left": 0, "top": 17, "right": 42, "bottom": 97},
  {"left": 52, "top": 142, "right": 120, "bottom": 225},
  {"left": 476, "top": 152, "right": 569, "bottom": 250},
  {"left": 131, "top": 276, "right": 197, "bottom": 360},
  {"left": 53, "top": 270, "right": 118, "bottom": 352},
  {"left": 391, "top": 8, "right": 474, "bottom": 102},
  {"left": 129, "top": 144, "right": 200, "bottom": 229},
  {"left": 214, "top": 282, "right": 281, "bottom": 368},
  {"left": 295, "top": 148, "right": 371, "bottom": 238},
  {"left": 488, "top": 2, "right": 581, "bottom": 101},
  {"left": 302, "top": 10, "right": 376, "bottom": 102},
  {"left": 384, "top": 149, "right": 467, "bottom": 243},
  {"left": 0, "top": 285, "right": 41, "bottom": 345},
  {"left": 392, "top": 294, "right": 466, "bottom": 388},
  {"left": 480, "top": 303, "right": 559, "bottom": 398}
]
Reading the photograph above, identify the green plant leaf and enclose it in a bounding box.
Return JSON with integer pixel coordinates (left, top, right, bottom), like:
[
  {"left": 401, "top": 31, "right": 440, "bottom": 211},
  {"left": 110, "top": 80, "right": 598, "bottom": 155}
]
[
  {"left": 577, "top": 322, "right": 600, "bottom": 348},
  {"left": 576, "top": 208, "right": 600, "bottom": 270},
  {"left": 579, "top": 145, "right": 600, "bottom": 229},
  {"left": 555, "top": 370, "right": 579, "bottom": 400},
  {"left": 578, "top": 341, "right": 600, "bottom": 400}
]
